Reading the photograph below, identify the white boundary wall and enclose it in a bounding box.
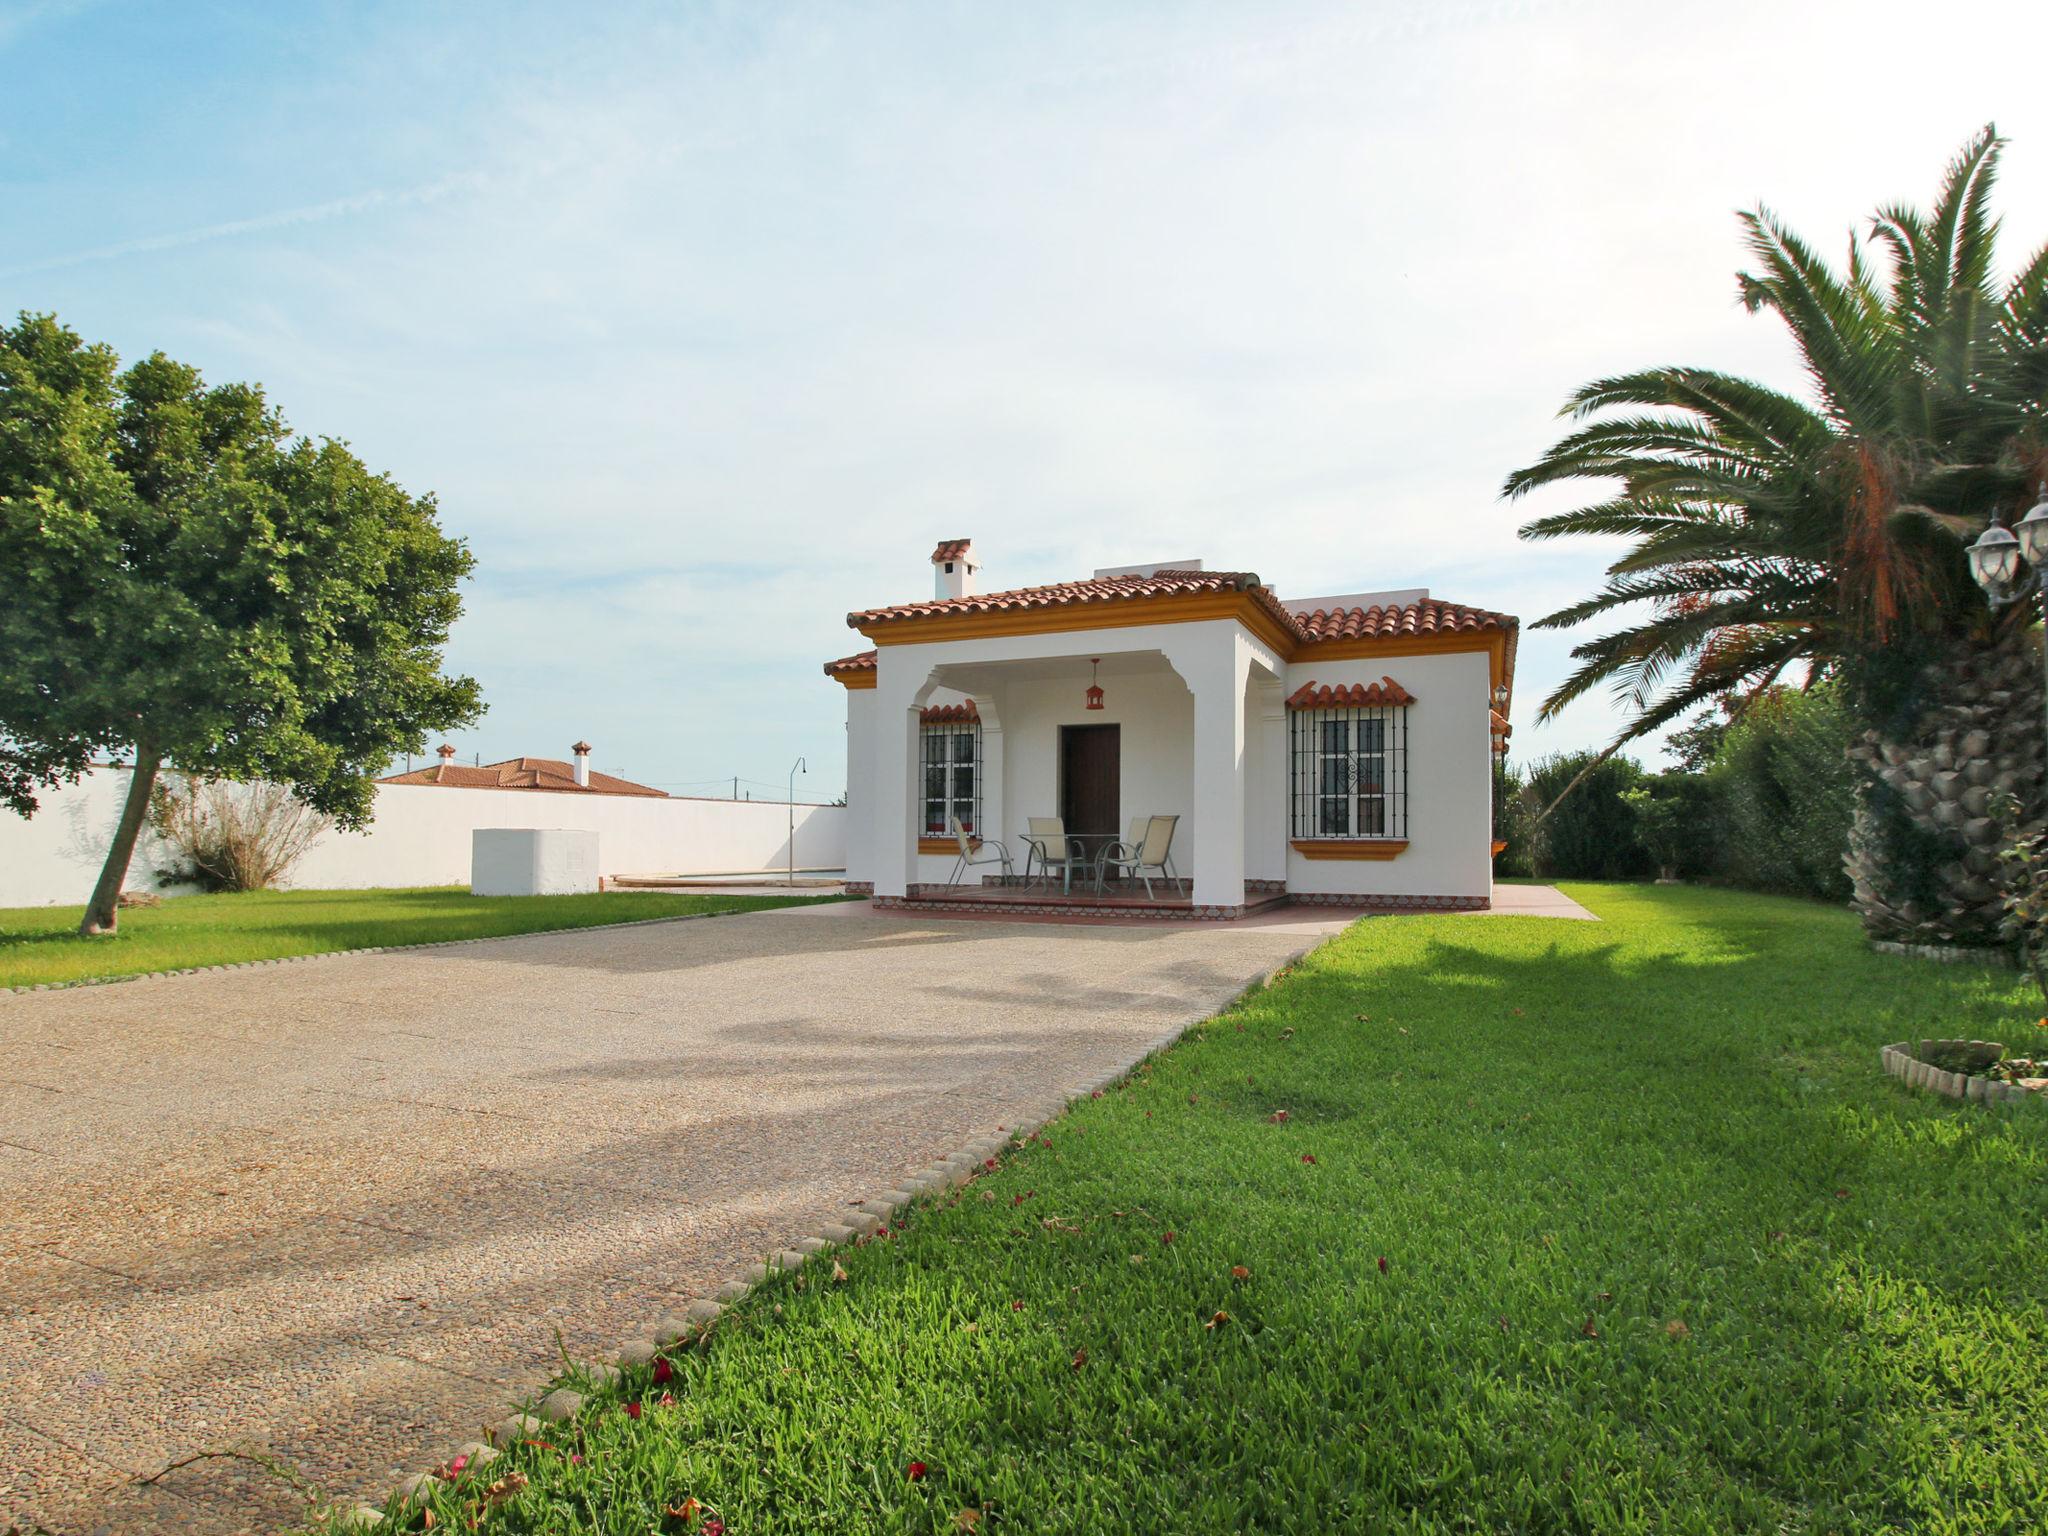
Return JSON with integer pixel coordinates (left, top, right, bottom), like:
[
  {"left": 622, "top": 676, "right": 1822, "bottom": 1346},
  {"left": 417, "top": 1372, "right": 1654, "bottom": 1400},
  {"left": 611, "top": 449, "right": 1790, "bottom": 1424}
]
[{"left": 0, "top": 767, "right": 847, "bottom": 907}]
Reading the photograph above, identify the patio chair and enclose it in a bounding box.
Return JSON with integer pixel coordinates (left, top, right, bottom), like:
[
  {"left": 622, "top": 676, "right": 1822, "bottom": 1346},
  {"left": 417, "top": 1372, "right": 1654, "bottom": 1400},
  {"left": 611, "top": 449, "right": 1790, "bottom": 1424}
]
[
  {"left": 1096, "top": 814, "right": 1184, "bottom": 899},
  {"left": 944, "top": 814, "right": 1012, "bottom": 889},
  {"left": 1093, "top": 817, "right": 1149, "bottom": 893},
  {"left": 1020, "top": 816, "right": 1086, "bottom": 894}
]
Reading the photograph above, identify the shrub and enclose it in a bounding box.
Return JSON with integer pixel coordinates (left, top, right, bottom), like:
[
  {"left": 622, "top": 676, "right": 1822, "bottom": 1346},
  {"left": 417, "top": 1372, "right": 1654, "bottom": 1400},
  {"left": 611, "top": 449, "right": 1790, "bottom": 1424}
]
[
  {"left": 1709, "top": 686, "right": 1857, "bottom": 901},
  {"left": 1524, "top": 751, "right": 1653, "bottom": 880},
  {"left": 1621, "top": 772, "right": 1720, "bottom": 881},
  {"left": 1491, "top": 759, "right": 1536, "bottom": 877},
  {"left": 149, "top": 778, "right": 332, "bottom": 892}
]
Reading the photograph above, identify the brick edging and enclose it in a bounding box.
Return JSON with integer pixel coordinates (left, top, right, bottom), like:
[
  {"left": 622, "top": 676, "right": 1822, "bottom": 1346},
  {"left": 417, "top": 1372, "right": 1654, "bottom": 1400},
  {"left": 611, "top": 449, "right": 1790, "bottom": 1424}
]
[
  {"left": 1869, "top": 940, "right": 2018, "bottom": 968},
  {"left": 1880, "top": 1041, "right": 2042, "bottom": 1105},
  {"left": 1, "top": 904, "right": 801, "bottom": 1000},
  {"left": 330, "top": 931, "right": 1337, "bottom": 1530}
]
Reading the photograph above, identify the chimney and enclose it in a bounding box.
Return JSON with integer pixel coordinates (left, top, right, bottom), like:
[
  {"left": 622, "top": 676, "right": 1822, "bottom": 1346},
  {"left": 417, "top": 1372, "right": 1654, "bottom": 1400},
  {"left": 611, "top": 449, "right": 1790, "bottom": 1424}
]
[
  {"left": 435, "top": 743, "right": 456, "bottom": 761},
  {"left": 930, "top": 538, "right": 978, "bottom": 601},
  {"left": 572, "top": 740, "right": 592, "bottom": 788}
]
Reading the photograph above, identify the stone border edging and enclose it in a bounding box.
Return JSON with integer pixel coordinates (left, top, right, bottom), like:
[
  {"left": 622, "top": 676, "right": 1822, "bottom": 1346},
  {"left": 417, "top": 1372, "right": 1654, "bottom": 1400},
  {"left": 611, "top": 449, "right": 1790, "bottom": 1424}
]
[
  {"left": 1, "top": 902, "right": 819, "bottom": 1000},
  {"left": 328, "top": 934, "right": 1333, "bottom": 1531},
  {"left": 1881, "top": 1041, "right": 2040, "bottom": 1105},
  {"left": 1869, "top": 940, "right": 2017, "bottom": 968}
]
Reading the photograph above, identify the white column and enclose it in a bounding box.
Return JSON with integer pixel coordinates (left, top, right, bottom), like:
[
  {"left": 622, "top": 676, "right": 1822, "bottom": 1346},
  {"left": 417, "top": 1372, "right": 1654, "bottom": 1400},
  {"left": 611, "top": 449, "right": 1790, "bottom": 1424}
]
[
  {"left": 871, "top": 662, "right": 925, "bottom": 899},
  {"left": 978, "top": 719, "right": 1006, "bottom": 878},
  {"left": 1253, "top": 683, "right": 1289, "bottom": 882},
  {"left": 1182, "top": 631, "right": 1251, "bottom": 910}
]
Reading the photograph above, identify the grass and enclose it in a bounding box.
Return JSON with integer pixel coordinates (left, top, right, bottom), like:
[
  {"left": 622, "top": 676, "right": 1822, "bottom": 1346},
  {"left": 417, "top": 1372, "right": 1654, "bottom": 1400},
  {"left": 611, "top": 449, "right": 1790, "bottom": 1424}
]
[
  {"left": 0, "top": 885, "right": 839, "bottom": 989},
  {"left": 359, "top": 885, "right": 2046, "bottom": 1535}
]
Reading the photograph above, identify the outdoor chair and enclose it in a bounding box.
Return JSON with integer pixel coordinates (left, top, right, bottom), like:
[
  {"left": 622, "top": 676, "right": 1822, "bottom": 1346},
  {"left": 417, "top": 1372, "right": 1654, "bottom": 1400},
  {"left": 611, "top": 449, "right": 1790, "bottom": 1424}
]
[
  {"left": 944, "top": 814, "right": 1012, "bottom": 889},
  {"left": 1095, "top": 813, "right": 1184, "bottom": 899},
  {"left": 1020, "top": 816, "right": 1086, "bottom": 894}
]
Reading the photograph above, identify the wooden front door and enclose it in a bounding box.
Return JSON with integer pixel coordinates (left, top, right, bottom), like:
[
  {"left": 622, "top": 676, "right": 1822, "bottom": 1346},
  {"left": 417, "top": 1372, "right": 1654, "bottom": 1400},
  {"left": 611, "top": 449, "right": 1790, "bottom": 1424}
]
[{"left": 1060, "top": 724, "right": 1120, "bottom": 862}]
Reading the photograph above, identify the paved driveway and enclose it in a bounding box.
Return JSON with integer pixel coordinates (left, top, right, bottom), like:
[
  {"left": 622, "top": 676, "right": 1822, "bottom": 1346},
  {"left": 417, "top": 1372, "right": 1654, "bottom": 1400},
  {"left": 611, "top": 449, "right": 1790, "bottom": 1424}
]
[{"left": 0, "top": 902, "right": 1354, "bottom": 1534}]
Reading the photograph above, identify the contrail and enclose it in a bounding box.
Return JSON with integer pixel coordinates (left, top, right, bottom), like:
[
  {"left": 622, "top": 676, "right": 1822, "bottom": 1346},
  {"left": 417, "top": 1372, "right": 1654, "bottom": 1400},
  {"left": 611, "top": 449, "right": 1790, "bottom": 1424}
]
[{"left": 0, "top": 170, "right": 483, "bottom": 278}]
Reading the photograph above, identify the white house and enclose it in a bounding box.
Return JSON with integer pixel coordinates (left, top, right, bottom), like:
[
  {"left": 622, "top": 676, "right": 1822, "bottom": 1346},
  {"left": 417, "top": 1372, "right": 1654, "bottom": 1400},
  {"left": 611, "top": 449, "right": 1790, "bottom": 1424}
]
[{"left": 827, "top": 540, "right": 1517, "bottom": 918}]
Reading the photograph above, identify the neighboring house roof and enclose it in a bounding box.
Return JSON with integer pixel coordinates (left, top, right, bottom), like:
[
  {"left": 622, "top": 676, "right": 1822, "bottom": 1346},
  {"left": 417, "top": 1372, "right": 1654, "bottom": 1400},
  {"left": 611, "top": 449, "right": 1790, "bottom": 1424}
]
[{"left": 378, "top": 755, "right": 668, "bottom": 797}]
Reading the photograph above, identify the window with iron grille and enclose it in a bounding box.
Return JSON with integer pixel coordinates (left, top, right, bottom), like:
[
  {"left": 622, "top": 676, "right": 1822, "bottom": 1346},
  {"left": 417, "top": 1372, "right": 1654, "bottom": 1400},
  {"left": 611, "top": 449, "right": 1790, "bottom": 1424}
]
[
  {"left": 921, "top": 722, "right": 981, "bottom": 836},
  {"left": 1289, "top": 704, "right": 1408, "bottom": 839}
]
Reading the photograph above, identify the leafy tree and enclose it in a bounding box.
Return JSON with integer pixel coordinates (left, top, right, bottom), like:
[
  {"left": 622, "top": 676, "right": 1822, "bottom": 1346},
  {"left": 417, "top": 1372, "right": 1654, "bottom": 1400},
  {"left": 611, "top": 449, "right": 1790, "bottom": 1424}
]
[
  {"left": 1524, "top": 751, "right": 1653, "bottom": 880},
  {"left": 1503, "top": 127, "right": 2048, "bottom": 942},
  {"left": 1663, "top": 710, "right": 1729, "bottom": 773},
  {"left": 1711, "top": 686, "right": 1858, "bottom": 902},
  {"left": 0, "top": 313, "right": 483, "bottom": 933}
]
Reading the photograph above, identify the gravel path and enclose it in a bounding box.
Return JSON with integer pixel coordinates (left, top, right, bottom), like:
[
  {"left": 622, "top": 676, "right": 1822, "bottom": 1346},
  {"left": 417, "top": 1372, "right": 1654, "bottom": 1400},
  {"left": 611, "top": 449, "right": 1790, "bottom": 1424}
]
[{"left": 0, "top": 901, "right": 1352, "bottom": 1534}]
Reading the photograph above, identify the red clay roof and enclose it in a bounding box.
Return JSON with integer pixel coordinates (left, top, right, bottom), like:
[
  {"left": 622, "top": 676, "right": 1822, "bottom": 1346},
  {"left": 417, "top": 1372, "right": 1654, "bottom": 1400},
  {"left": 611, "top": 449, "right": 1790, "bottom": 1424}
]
[
  {"left": 849, "top": 568, "right": 1302, "bottom": 633},
  {"left": 1286, "top": 677, "right": 1417, "bottom": 710},
  {"left": 824, "top": 649, "right": 878, "bottom": 677},
  {"left": 919, "top": 700, "right": 980, "bottom": 724},
  {"left": 378, "top": 756, "right": 668, "bottom": 797},
  {"left": 930, "top": 539, "right": 974, "bottom": 565},
  {"left": 830, "top": 575, "right": 1517, "bottom": 707},
  {"left": 1290, "top": 597, "right": 1513, "bottom": 643}
]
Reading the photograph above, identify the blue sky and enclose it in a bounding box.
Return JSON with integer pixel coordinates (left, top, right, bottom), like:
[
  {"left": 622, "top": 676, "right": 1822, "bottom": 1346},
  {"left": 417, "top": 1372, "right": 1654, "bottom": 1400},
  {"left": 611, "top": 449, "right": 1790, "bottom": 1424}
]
[{"left": 5, "top": 0, "right": 2045, "bottom": 800}]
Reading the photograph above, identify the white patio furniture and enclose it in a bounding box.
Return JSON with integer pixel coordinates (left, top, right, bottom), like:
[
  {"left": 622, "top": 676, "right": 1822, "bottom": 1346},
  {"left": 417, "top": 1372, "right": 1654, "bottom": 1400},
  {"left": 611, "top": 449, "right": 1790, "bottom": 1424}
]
[
  {"left": 944, "top": 814, "right": 1012, "bottom": 889},
  {"left": 1020, "top": 815, "right": 1087, "bottom": 894},
  {"left": 1095, "top": 813, "right": 1185, "bottom": 898}
]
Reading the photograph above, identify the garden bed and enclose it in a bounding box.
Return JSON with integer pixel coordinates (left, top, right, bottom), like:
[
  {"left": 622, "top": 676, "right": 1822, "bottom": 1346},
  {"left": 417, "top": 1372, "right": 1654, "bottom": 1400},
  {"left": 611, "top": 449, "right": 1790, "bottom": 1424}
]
[{"left": 1881, "top": 1038, "right": 2046, "bottom": 1105}]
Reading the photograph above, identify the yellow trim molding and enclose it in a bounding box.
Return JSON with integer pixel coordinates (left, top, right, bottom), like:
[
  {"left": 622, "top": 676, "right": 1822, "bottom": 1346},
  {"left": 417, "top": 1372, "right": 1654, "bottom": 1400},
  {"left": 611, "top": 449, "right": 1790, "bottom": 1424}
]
[
  {"left": 830, "top": 670, "right": 877, "bottom": 689},
  {"left": 1290, "top": 838, "right": 1410, "bottom": 860},
  {"left": 858, "top": 591, "right": 1302, "bottom": 659},
  {"left": 917, "top": 836, "right": 976, "bottom": 854}
]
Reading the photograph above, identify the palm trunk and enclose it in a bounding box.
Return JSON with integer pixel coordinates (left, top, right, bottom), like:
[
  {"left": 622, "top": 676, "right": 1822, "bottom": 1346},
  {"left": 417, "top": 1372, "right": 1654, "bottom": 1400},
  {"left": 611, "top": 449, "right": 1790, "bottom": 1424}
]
[
  {"left": 1846, "top": 633, "right": 2046, "bottom": 946},
  {"left": 78, "top": 746, "right": 162, "bottom": 937}
]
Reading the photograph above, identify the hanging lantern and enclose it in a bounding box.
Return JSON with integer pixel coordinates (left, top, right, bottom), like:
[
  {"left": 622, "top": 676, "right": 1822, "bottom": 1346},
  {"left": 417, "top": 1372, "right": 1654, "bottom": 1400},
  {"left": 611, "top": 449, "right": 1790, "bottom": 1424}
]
[{"left": 1085, "top": 657, "right": 1105, "bottom": 711}]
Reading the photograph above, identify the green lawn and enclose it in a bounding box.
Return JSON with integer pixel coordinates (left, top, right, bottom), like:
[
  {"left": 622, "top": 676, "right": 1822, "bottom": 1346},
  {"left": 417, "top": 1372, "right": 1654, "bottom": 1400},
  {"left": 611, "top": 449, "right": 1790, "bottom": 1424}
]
[
  {"left": 360, "top": 885, "right": 2046, "bottom": 1536},
  {"left": 0, "top": 886, "right": 837, "bottom": 989}
]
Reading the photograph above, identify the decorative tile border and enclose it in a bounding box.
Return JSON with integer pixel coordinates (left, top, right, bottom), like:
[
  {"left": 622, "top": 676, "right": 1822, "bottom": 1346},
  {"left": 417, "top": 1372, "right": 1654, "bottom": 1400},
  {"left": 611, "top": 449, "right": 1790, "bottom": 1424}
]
[
  {"left": 842, "top": 880, "right": 874, "bottom": 897},
  {"left": 337, "top": 936, "right": 1335, "bottom": 1531},
  {"left": 874, "top": 893, "right": 1259, "bottom": 921},
  {"left": 1880, "top": 1041, "right": 2042, "bottom": 1105},
  {"left": 2, "top": 906, "right": 783, "bottom": 1000},
  {"left": 1289, "top": 891, "right": 1490, "bottom": 912}
]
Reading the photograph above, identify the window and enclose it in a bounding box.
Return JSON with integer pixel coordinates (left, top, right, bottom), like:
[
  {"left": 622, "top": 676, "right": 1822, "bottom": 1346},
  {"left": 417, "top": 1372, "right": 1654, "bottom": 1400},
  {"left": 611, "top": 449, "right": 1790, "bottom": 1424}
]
[
  {"left": 921, "top": 720, "right": 981, "bottom": 836},
  {"left": 1289, "top": 691, "right": 1409, "bottom": 840}
]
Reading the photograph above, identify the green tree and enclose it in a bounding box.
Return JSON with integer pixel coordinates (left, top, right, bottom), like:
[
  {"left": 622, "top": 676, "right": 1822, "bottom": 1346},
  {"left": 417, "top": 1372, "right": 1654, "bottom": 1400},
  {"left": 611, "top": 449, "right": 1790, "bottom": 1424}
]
[
  {"left": 1503, "top": 128, "right": 2048, "bottom": 943},
  {"left": 0, "top": 313, "right": 484, "bottom": 934},
  {"left": 1711, "top": 686, "right": 1858, "bottom": 902},
  {"left": 1524, "top": 751, "right": 1653, "bottom": 880}
]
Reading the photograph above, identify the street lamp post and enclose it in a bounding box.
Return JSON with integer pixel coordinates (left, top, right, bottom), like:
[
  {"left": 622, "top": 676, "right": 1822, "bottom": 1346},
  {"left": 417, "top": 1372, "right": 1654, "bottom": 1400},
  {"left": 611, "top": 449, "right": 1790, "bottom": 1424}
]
[
  {"left": 787, "top": 756, "right": 807, "bottom": 885},
  {"left": 1966, "top": 483, "right": 2048, "bottom": 753}
]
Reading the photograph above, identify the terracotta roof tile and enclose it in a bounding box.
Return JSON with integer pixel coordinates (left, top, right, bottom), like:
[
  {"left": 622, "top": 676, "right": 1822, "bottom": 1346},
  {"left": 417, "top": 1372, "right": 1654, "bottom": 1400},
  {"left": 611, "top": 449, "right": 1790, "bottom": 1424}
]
[
  {"left": 377, "top": 755, "right": 667, "bottom": 797},
  {"left": 849, "top": 568, "right": 1299, "bottom": 632},
  {"left": 1290, "top": 597, "right": 1514, "bottom": 643},
  {"left": 824, "top": 649, "right": 878, "bottom": 677},
  {"left": 1286, "top": 677, "right": 1416, "bottom": 710},
  {"left": 919, "top": 700, "right": 980, "bottom": 724},
  {"left": 828, "top": 572, "right": 1517, "bottom": 712},
  {"left": 930, "top": 539, "right": 974, "bottom": 564}
]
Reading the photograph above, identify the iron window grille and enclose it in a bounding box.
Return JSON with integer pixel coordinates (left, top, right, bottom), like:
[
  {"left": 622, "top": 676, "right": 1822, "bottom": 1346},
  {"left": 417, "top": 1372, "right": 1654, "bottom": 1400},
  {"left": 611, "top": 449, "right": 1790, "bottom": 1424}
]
[
  {"left": 1288, "top": 704, "right": 1409, "bottom": 840},
  {"left": 921, "top": 721, "right": 982, "bottom": 836}
]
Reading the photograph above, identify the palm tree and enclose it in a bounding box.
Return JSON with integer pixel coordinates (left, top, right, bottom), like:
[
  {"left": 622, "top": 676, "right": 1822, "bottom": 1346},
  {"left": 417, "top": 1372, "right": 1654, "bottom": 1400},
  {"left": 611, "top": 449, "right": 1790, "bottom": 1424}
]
[{"left": 1504, "top": 126, "right": 2048, "bottom": 943}]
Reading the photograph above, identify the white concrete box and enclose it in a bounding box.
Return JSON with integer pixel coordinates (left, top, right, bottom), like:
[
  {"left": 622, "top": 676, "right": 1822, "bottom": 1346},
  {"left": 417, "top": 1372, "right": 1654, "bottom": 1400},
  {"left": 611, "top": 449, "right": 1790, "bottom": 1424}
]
[{"left": 470, "top": 828, "right": 600, "bottom": 897}]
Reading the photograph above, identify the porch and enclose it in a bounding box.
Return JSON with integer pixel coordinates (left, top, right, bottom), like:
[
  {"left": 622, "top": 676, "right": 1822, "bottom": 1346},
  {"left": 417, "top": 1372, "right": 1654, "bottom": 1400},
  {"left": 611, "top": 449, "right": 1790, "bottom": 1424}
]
[{"left": 863, "top": 625, "right": 1291, "bottom": 913}]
